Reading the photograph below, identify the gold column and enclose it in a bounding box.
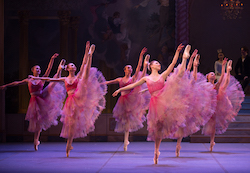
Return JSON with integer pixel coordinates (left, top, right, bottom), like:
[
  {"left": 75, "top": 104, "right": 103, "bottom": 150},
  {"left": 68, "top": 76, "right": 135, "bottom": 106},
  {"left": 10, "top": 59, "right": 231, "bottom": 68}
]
[
  {"left": 0, "top": 0, "right": 5, "bottom": 142},
  {"left": 58, "top": 11, "right": 71, "bottom": 62},
  {"left": 69, "top": 16, "right": 79, "bottom": 64},
  {"left": 18, "top": 11, "right": 30, "bottom": 113}
]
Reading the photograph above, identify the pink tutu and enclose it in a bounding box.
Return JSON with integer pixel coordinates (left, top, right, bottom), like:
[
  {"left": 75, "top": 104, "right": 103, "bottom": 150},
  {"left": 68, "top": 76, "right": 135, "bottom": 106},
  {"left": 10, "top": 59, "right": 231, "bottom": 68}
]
[
  {"left": 202, "top": 74, "right": 244, "bottom": 135},
  {"left": 146, "top": 72, "right": 189, "bottom": 141},
  {"left": 113, "top": 77, "right": 147, "bottom": 133},
  {"left": 26, "top": 80, "right": 66, "bottom": 132},
  {"left": 60, "top": 67, "right": 107, "bottom": 139}
]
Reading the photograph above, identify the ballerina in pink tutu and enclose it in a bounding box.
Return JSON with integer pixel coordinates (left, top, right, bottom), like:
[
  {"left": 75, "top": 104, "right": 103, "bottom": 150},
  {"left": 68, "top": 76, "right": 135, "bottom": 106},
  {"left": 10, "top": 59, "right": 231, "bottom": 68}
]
[
  {"left": 113, "top": 43, "right": 193, "bottom": 164},
  {"left": 105, "top": 47, "right": 149, "bottom": 151},
  {"left": 170, "top": 53, "right": 217, "bottom": 157},
  {"left": 0, "top": 53, "right": 66, "bottom": 150},
  {"left": 203, "top": 59, "right": 244, "bottom": 151},
  {"left": 31, "top": 42, "right": 107, "bottom": 157}
]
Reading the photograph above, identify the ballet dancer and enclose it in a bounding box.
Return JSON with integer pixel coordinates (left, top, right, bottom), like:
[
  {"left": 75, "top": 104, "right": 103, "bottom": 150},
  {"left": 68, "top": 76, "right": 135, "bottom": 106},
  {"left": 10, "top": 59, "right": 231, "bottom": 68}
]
[
  {"left": 31, "top": 42, "right": 107, "bottom": 157},
  {"left": 0, "top": 53, "right": 66, "bottom": 151},
  {"left": 113, "top": 43, "right": 192, "bottom": 164},
  {"left": 105, "top": 47, "right": 149, "bottom": 151},
  {"left": 203, "top": 59, "right": 244, "bottom": 151}
]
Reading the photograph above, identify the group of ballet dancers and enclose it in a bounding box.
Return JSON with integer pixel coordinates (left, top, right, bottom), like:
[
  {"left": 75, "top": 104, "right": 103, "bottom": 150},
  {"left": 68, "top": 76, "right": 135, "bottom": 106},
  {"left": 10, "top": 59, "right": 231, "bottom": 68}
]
[{"left": 0, "top": 41, "right": 244, "bottom": 164}]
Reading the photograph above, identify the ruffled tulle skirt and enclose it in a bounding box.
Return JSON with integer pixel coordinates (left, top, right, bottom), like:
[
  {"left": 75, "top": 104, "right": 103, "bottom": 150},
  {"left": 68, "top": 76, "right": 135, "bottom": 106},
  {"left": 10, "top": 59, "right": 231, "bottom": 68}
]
[
  {"left": 26, "top": 82, "right": 66, "bottom": 132},
  {"left": 113, "top": 85, "right": 147, "bottom": 133},
  {"left": 60, "top": 67, "right": 107, "bottom": 139},
  {"left": 171, "top": 72, "right": 217, "bottom": 138}
]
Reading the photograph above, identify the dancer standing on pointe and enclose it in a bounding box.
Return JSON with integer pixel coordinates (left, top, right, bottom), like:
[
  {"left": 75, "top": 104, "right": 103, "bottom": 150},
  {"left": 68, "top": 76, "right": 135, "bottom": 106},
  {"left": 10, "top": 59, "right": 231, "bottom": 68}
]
[
  {"left": 31, "top": 41, "right": 107, "bottom": 157},
  {"left": 113, "top": 43, "right": 191, "bottom": 164},
  {"left": 203, "top": 60, "right": 244, "bottom": 151},
  {"left": 105, "top": 47, "right": 149, "bottom": 151},
  {"left": 0, "top": 53, "right": 66, "bottom": 151}
]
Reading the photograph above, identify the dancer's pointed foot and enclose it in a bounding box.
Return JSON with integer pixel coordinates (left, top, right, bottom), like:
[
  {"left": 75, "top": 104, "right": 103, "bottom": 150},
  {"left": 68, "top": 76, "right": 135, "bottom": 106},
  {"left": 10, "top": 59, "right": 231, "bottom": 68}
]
[
  {"left": 209, "top": 142, "right": 215, "bottom": 152},
  {"left": 123, "top": 141, "right": 130, "bottom": 151},
  {"left": 153, "top": 151, "right": 160, "bottom": 164},
  {"left": 88, "top": 44, "right": 96, "bottom": 56},
  {"left": 176, "top": 145, "right": 181, "bottom": 157},
  {"left": 183, "top": 44, "right": 191, "bottom": 59},
  {"left": 66, "top": 146, "right": 73, "bottom": 157},
  {"left": 34, "top": 141, "right": 40, "bottom": 151}
]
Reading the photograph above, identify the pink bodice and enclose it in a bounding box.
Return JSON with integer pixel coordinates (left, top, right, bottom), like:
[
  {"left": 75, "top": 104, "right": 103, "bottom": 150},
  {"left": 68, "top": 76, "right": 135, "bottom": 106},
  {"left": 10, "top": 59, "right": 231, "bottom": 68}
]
[
  {"left": 146, "top": 76, "right": 165, "bottom": 96},
  {"left": 119, "top": 78, "right": 133, "bottom": 95},
  {"left": 65, "top": 78, "right": 78, "bottom": 94},
  {"left": 28, "top": 80, "right": 44, "bottom": 96}
]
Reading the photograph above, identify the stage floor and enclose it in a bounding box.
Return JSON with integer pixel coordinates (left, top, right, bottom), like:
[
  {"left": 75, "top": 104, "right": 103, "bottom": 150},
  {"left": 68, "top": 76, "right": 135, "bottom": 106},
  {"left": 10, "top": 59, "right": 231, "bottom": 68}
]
[{"left": 0, "top": 142, "right": 249, "bottom": 173}]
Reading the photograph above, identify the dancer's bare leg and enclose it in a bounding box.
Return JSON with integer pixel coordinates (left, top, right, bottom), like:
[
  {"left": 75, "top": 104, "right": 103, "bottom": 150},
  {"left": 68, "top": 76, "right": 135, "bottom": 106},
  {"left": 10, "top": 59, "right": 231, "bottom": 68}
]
[
  {"left": 154, "top": 138, "right": 162, "bottom": 164},
  {"left": 66, "top": 124, "right": 74, "bottom": 157},
  {"left": 176, "top": 137, "right": 183, "bottom": 157}
]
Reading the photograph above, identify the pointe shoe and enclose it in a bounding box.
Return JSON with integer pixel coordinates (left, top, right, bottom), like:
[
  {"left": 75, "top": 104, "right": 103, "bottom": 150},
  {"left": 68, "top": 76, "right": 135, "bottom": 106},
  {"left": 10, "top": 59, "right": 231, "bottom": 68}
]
[
  {"left": 66, "top": 146, "right": 73, "bottom": 157},
  {"left": 34, "top": 141, "right": 40, "bottom": 151},
  {"left": 59, "top": 59, "right": 66, "bottom": 69},
  {"left": 209, "top": 142, "right": 215, "bottom": 152},
  {"left": 176, "top": 145, "right": 181, "bottom": 157},
  {"left": 153, "top": 151, "right": 160, "bottom": 164},
  {"left": 123, "top": 141, "right": 130, "bottom": 151},
  {"left": 88, "top": 44, "right": 96, "bottom": 56},
  {"left": 183, "top": 44, "right": 191, "bottom": 59}
]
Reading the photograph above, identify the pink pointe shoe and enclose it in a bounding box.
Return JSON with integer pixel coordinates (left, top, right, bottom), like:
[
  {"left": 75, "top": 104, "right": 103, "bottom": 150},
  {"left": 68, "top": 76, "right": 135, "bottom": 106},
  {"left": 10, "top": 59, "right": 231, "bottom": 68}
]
[
  {"left": 176, "top": 145, "right": 181, "bottom": 157},
  {"left": 66, "top": 146, "right": 73, "bottom": 157},
  {"left": 183, "top": 44, "right": 191, "bottom": 59},
  {"left": 153, "top": 151, "right": 160, "bottom": 164},
  {"left": 209, "top": 142, "right": 215, "bottom": 152},
  {"left": 123, "top": 141, "right": 130, "bottom": 151},
  {"left": 34, "top": 141, "right": 40, "bottom": 151}
]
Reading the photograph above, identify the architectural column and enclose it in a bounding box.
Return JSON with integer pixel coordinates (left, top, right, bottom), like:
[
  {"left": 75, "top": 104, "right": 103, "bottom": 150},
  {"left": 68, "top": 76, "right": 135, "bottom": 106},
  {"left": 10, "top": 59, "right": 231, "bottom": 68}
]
[
  {"left": 69, "top": 16, "right": 79, "bottom": 64},
  {"left": 175, "top": 0, "right": 190, "bottom": 45},
  {"left": 18, "top": 11, "right": 30, "bottom": 113},
  {"left": 0, "top": 0, "right": 5, "bottom": 142},
  {"left": 58, "top": 11, "right": 71, "bottom": 62}
]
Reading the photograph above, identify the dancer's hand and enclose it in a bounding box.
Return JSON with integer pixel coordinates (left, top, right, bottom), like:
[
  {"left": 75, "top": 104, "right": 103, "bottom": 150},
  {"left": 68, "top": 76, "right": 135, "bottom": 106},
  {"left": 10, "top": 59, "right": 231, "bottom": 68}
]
[
  {"left": 0, "top": 85, "right": 6, "bottom": 90},
  {"left": 144, "top": 54, "right": 150, "bottom": 66},
  {"left": 85, "top": 41, "right": 90, "bottom": 54},
  {"left": 112, "top": 89, "right": 120, "bottom": 97},
  {"left": 193, "top": 54, "right": 200, "bottom": 67},
  {"left": 222, "top": 58, "right": 228, "bottom": 66},
  {"left": 140, "top": 47, "right": 147, "bottom": 56},
  {"left": 227, "top": 60, "right": 232, "bottom": 72},
  {"left": 176, "top": 43, "right": 184, "bottom": 52},
  {"left": 190, "top": 49, "right": 198, "bottom": 60},
  {"left": 52, "top": 53, "right": 59, "bottom": 59}
]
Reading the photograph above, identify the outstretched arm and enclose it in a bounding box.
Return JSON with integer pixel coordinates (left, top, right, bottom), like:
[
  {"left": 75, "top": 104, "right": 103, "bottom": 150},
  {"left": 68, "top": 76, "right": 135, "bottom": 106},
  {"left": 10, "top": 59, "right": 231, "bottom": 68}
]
[
  {"left": 187, "top": 49, "right": 198, "bottom": 72},
  {"left": 133, "top": 47, "right": 147, "bottom": 81},
  {"left": 161, "top": 43, "right": 184, "bottom": 80},
  {"left": 30, "top": 76, "right": 65, "bottom": 82},
  {"left": 112, "top": 77, "right": 147, "bottom": 97},
  {"left": 78, "top": 41, "right": 90, "bottom": 78},
  {"left": 0, "top": 78, "right": 28, "bottom": 90},
  {"left": 105, "top": 78, "right": 121, "bottom": 85},
  {"left": 193, "top": 54, "right": 200, "bottom": 81},
  {"left": 43, "top": 53, "right": 59, "bottom": 77},
  {"left": 215, "top": 58, "right": 227, "bottom": 90},
  {"left": 177, "top": 44, "right": 191, "bottom": 77},
  {"left": 220, "top": 60, "right": 232, "bottom": 91}
]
